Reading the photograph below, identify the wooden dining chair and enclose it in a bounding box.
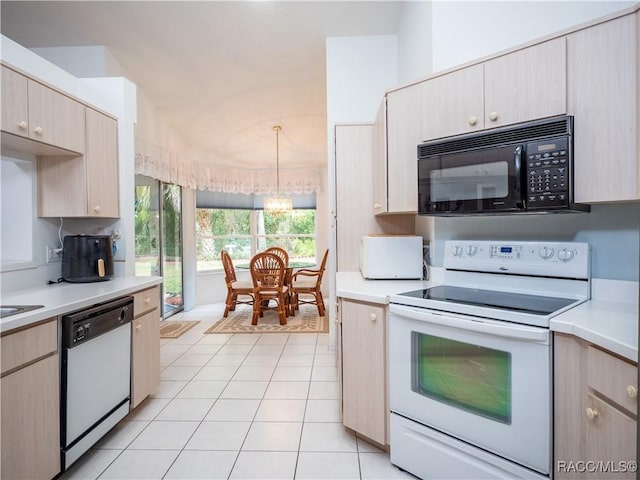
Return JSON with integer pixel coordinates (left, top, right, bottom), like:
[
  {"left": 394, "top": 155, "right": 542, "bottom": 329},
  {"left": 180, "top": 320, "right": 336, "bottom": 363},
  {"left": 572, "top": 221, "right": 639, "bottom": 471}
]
[
  {"left": 249, "top": 252, "right": 288, "bottom": 325},
  {"left": 265, "top": 246, "right": 289, "bottom": 267},
  {"left": 221, "top": 250, "right": 254, "bottom": 317},
  {"left": 265, "top": 246, "right": 292, "bottom": 312},
  {"left": 289, "top": 249, "right": 328, "bottom": 316}
]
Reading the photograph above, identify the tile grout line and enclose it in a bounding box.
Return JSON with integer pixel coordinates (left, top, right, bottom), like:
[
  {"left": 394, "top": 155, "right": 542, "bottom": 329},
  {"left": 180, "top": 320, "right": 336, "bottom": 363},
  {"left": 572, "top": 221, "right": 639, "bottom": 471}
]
[{"left": 157, "top": 327, "right": 240, "bottom": 479}]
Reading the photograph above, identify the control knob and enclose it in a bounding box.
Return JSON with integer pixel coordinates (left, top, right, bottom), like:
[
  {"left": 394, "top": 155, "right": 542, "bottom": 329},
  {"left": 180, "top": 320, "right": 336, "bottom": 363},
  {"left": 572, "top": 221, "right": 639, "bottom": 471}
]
[
  {"left": 557, "top": 248, "right": 575, "bottom": 262},
  {"left": 466, "top": 245, "right": 478, "bottom": 257},
  {"left": 453, "top": 246, "right": 464, "bottom": 257},
  {"left": 538, "top": 246, "right": 554, "bottom": 260}
]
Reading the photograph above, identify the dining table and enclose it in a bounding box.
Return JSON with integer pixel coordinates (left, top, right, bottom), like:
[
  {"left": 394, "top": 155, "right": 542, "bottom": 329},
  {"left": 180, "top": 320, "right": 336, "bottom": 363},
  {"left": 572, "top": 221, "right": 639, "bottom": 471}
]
[{"left": 235, "top": 260, "right": 316, "bottom": 270}]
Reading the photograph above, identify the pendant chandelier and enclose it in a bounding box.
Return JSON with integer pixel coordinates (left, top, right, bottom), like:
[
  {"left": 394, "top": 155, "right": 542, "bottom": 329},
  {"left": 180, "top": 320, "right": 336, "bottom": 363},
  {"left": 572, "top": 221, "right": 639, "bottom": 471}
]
[{"left": 263, "top": 125, "right": 293, "bottom": 214}]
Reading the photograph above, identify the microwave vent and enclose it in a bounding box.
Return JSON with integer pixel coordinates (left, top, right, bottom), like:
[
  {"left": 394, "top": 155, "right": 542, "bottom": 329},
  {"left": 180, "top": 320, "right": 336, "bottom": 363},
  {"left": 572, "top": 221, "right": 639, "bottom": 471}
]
[{"left": 418, "top": 116, "right": 572, "bottom": 158}]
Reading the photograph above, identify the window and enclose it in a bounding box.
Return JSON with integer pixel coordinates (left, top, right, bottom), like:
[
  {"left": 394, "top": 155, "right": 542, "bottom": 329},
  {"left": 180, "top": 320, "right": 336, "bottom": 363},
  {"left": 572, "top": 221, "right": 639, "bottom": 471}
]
[
  {"left": 196, "top": 209, "right": 316, "bottom": 271},
  {"left": 195, "top": 192, "right": 316, "bottom": 272}
]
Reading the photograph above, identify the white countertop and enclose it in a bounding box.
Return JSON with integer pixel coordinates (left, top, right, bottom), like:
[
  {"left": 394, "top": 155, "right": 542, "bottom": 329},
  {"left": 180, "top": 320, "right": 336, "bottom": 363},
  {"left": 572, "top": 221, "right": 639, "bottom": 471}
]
[
  {"left": 551, "top": 279, "right": 639, "bottom": 363},
  {"left": 336, "top": 270, "right": 443, "bottom": 304},
  {"left": 1, "top": 276, "right": 163, "bottom": 333},
  {"left": 337, "top": 271, "right": 638, "bottom": 363}
]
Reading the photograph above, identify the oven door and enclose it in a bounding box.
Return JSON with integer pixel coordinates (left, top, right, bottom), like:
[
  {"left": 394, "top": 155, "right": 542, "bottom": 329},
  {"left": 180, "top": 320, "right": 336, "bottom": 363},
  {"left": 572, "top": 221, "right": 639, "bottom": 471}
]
[
  {"left": 389, "top": 303, "right": 551, "bottom": 475},
  {"left": 418, "top": 143, "right": 524, "bottom": 215}
]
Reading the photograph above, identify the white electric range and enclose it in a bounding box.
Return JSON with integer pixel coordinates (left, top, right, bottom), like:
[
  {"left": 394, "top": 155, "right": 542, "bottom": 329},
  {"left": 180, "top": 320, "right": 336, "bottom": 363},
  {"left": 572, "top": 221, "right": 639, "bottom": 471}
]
[{"left": 388, "top": 240, "right": 590, "bottom": 480}]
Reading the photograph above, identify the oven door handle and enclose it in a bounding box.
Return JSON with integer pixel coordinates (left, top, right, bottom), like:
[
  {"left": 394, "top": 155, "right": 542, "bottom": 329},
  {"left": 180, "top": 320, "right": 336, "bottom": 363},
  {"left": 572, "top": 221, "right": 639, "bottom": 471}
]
[{"left": 391, "top": 305, "right": 549, "bottom": 343}]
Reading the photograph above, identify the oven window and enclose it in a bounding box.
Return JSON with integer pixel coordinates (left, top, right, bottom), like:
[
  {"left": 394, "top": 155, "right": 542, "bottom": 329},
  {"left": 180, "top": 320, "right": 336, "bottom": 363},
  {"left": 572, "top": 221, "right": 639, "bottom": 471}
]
[
  {"left": 429, "top": 161, "right": 508, "bottom": 202},
  {"left": 411, "top": 332, "right": 512, "bottom": 424}
]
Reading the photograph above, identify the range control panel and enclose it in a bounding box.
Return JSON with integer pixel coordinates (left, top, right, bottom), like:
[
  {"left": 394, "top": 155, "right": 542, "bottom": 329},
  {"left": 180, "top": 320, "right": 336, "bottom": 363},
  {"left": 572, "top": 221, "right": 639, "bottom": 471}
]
[{"left": 445, "top": 240, "right": 590, "bottom": 279}]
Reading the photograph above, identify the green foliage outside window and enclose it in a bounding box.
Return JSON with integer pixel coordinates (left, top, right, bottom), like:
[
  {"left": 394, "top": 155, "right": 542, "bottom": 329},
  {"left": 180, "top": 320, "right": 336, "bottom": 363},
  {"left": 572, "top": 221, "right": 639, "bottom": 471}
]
[{"left": 196, "top": 208, "right": 316, "bottom": 271}]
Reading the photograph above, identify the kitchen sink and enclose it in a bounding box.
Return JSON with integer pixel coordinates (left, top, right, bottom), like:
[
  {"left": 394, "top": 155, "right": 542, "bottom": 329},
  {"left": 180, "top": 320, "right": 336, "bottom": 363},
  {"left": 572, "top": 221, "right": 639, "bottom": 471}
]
[{"left": 0, "top": 305, "right": 45, "bottom": 318}]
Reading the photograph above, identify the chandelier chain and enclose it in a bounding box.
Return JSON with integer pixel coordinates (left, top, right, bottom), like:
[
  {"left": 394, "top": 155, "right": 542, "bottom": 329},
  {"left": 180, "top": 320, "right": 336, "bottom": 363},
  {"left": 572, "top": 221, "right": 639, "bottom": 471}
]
[{"left": 274, "top": 125, "right": 282, "bottom": 195}]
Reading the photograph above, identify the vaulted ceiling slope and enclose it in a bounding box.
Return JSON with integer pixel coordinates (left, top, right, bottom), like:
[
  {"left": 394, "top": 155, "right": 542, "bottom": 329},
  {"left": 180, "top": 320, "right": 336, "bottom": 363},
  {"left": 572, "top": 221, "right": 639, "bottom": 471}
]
[{"left": 1, "top": 1, "right": 404, "bottom": 169}]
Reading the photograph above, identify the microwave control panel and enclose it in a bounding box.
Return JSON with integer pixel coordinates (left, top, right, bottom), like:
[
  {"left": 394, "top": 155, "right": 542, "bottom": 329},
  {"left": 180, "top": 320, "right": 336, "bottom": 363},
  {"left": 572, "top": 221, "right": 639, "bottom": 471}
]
[{"left": 526, "top": 137, "right": 569, "bottom": 208}]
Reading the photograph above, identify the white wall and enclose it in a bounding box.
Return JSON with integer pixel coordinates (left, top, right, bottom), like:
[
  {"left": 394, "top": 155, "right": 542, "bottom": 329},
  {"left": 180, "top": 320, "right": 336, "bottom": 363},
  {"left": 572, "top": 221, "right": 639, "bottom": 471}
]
[
  {"left": 326, "top": 34, "right": 400, "bottom": 346},
  {"left": 397, "top": 1, "right": 433, "bottom": 84},
  {"left": 431, "top": 1, "right": 635, "bottom": 72}
]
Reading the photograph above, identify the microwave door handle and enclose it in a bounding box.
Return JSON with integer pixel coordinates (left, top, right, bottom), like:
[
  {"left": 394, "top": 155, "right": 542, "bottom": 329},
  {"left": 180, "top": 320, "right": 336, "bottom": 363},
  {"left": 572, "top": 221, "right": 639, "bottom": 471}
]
[{"left": 513, "top": 145, "right": 524, "bottom": 206}]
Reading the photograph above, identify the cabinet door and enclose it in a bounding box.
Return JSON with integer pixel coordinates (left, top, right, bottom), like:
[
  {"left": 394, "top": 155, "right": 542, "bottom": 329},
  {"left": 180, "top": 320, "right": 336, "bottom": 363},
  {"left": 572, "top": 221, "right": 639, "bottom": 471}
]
[
  {"left": 28, "top": 80, "right": 85, "bottom": 153},
  {"left": 372, "top": 101, "right": 388, "bottom": 215},
  {"left": 568, "top": 14, "right": 638, "bottom": 203},
  {"left": 585, "top": 394, "right": 636, "bottom": 480},
  {"left": 131, "top": 310, "right": 160, "bottom": 409},
  {"left": 340, "top": 299, "right": 386, "bottom": 444},
  {"left": 1, "top": 66, "right": 29, "bottom": 137},
  {"left": 485, "top": 37, "right": 566, "bottom": 128},
  {"left": 1, "top": 354, "right": 60, "bottom": 480},
  {"left": 386, "top": 88, "right": 419, "bottom": 213},
  {"left": 335, "top": 124, "right": 375, "bottom": 271},
  {"left": 85, "top": 108, "right": 120, "bottom": 217},
  {"left": 554, "top": 334, "right": 588, "bottom": 480},
  {"left": 421, "top": 64, "right": 484, "bottom": 140}
]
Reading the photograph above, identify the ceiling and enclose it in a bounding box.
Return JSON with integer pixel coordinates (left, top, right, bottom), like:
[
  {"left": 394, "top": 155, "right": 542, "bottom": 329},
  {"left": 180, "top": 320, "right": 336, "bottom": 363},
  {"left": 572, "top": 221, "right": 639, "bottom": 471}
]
[{"left": 0, "top": 1, "right": 405, "bottom": 169}]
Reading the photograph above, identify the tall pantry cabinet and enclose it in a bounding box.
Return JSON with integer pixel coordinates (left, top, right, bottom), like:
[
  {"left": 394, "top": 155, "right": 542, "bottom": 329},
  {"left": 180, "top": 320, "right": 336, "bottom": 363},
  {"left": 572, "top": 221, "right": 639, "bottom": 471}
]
[{"left": 334, "top": 124, "right": 414, "bottom": 446}]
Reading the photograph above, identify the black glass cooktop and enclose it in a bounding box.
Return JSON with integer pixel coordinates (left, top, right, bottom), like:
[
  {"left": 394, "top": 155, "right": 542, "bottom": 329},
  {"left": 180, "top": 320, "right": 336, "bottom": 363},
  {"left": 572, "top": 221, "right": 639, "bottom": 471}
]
[{"left": 400, "top": 285, "right": 576, "bottom": 316}]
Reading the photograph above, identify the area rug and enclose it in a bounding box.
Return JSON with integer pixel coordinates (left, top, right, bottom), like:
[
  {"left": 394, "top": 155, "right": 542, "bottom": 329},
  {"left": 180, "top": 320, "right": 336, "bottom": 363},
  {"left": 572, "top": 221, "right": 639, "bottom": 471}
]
[
  {"left": 205, "top": 304, "right": 328, "bottom": 334},
  {"left": 160, "top": 320, "right": 200, "bottom": 338}
]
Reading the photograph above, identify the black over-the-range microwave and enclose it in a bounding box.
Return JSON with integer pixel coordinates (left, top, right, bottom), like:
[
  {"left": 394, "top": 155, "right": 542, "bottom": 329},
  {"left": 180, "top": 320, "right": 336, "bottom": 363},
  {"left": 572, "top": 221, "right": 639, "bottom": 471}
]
[{"left": 417, "top": 115, "right": 590, "bottom": 215}]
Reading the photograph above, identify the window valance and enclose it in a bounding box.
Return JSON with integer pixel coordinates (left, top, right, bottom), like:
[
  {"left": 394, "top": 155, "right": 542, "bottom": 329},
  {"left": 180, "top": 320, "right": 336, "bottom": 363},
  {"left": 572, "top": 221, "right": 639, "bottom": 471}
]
[{"left": 134, "top": 137, "right": 323, "bottom": 194}]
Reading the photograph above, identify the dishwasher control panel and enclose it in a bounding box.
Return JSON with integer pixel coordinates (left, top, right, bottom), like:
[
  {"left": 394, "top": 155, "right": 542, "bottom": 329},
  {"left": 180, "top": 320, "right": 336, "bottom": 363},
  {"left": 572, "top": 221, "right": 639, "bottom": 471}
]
[{"left": 62, "top": 296, "right": 133, "bottom": 347}]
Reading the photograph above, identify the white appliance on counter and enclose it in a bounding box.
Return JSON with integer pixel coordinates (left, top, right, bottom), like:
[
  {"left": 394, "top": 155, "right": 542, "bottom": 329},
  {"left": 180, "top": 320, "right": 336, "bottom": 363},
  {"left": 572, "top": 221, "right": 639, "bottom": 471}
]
[
  {"left": 360, "top": 235, "right": 423, "bottom": 280},
  {"left": 388, "top": 240, "right": 591, "bottom": 479}
]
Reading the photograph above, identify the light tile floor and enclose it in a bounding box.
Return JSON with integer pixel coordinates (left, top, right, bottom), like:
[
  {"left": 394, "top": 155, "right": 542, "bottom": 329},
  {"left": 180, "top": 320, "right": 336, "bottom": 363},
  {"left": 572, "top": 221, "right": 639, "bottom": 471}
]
[{"left": 61, "top": 303, "right": 414, "bottom": 480}]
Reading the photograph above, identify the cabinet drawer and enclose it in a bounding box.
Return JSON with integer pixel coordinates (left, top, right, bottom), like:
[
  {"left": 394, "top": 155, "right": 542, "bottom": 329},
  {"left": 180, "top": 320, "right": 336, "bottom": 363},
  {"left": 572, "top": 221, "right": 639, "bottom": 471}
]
[
  {"left": 1, "top": 319, "right": 57, "bottom": 375},
  {"left": 133, "top": 286, "right": 160, "bottom": 317},
  {"left": 585, "top": 393, "right": 636, "bottom": 478},
  {"left": 587, "top": 346, "right": 637, "bottom": 414}
]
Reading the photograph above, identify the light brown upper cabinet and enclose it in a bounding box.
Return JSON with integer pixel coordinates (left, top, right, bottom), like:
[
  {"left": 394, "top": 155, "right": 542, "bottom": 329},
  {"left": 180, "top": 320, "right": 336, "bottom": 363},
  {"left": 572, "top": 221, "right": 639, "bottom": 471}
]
[
  {"left": 38, "top": 108, "right": 119, "bottom": 218},
  {"left": 372, "top": 100, "right": 388, "bottom": 214},
  {"left": 1, "top": 65, "right": 85, "bottom": 153},
  {"left": 415, "top": 63, "right": 485, "bottom": 141},
  {"left": 568, "top": 12, "right": 639, "bottom": 203},
  {"left": 390, "top": 37, "right": 567, "bottom": 145},
  {"left": 373, "top": 98, "right": 418, "bottom": 214},
  {"left": 483, "top": 37, "right": 567, "bottom": 130}
]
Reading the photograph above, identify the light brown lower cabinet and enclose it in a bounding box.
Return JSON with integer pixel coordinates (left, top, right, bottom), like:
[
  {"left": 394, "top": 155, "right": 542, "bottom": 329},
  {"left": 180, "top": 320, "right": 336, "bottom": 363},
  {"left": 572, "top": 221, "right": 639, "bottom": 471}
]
[
  {"left": 554, "top": 333, "right": 637, "bottom": 480},
  {"left": 1, "top": 319, "right": 60, "bottom": 480},
  {"left": 339, "top": 298, "right": 388, "bottom": 446},
  {"left": 131, "top": 286, "right": 161, "bottom": 409}
]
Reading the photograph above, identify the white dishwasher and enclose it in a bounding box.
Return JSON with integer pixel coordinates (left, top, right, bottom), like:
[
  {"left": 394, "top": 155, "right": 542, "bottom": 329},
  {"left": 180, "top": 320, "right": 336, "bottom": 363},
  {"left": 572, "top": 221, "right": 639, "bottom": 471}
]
[{"left": 60, "top": 296, "right": 133, "bottom": 471}]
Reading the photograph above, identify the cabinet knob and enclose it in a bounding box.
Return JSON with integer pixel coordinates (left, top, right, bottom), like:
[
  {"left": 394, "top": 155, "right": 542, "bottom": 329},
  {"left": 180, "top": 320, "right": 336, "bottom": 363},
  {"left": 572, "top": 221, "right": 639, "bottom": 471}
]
[
  {"left": 626, "top": 385, "right": 637, "bottom": 399},
  {"left": 18, "top": 120, "right": 28, "bottom": 131},
  {"left": 34, "top": 125, "right": 43, "bottom": 135},
  {"left": 93, "top": 205, "right": 101, "bottom": 213},
  {"left": 145, "top": 297, "right": 151, "bottom": 304},
  {"left": 370, "top": 313, "right": 377, "bottom": 322},
  {"left": 135, "top": 323, "right": 142, "bottom": 331},
  {"left": 373, "top": 203, "right": 381, "bottom": 209},
  {"left": 468, "top": 116, "right": 478, "bottom": 126},
  {"left": 585, "top": 407, "right": 599, "bottom": 420},
  {"left": 488, "top": 111, "right": 499, "bottom": 122}
]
